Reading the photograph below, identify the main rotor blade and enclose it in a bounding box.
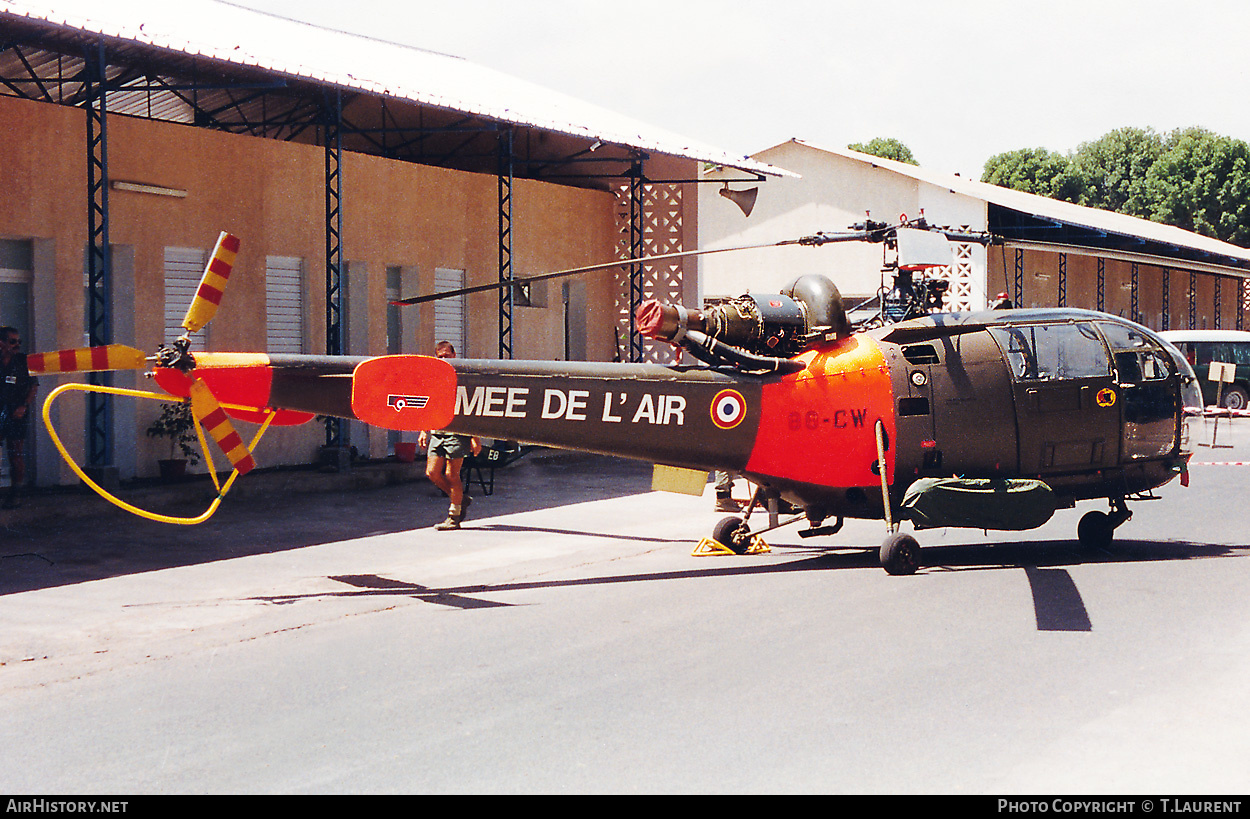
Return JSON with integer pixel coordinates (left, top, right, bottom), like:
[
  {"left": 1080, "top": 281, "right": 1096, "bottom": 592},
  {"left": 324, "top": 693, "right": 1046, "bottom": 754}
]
[
  {"left": 28, "top": 344, "right": 148, "bottom": 374},
  {"left": 389, "top": 241, "right": 795, "bottom": 307},
  {"left": 390, "top": 226, "right": 903, "bottom": 307},
  {"left": 189, "top": 378, "right": 256, "bottom": 475},
  {"left": 182, "top": 231, "right": 240, "bottom": 335}
]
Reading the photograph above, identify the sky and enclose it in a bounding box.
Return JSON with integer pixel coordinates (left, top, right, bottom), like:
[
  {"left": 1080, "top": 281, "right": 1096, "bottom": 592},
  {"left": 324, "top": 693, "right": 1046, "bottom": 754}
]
[{"left": 231, "top": 0, "right": 1250, "bottom": 178}]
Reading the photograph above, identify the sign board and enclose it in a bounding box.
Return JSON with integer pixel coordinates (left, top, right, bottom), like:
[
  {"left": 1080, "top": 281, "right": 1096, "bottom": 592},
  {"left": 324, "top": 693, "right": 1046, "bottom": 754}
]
[{"left": 1208, "top": 361, "right": 1237, "bottom": 383}]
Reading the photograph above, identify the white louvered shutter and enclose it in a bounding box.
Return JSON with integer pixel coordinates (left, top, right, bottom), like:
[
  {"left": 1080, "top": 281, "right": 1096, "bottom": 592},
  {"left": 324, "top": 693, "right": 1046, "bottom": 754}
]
[{"left": 266, "top": 256, "right": 304, "bottom": 355}]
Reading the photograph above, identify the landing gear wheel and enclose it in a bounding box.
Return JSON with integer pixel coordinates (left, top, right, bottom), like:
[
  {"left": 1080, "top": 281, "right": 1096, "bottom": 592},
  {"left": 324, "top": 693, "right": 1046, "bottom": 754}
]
[
  {"left": 1077, "top": 510, "right": 1115, "bottom": 550},
  {"left": 879, "top": 532, "right": 921, "bottom": 575},
  {"left": 712, "top": 516, "right": 750, "bottom": 555}
]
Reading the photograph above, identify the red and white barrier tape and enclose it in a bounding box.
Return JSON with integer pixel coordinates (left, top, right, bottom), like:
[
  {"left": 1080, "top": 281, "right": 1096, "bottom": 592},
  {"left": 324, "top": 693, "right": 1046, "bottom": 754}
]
[{"left": 1187, "top": 407, "right": 1250, "bottom": 417}]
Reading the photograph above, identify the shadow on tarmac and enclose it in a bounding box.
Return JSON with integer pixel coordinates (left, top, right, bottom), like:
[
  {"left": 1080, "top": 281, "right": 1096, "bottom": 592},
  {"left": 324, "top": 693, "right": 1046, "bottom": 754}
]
[
  {"left": 0, "top": 454, "right": 654, "bottom": 596},
  {"left": 243, "top": 535, "right": 1244, "bottom": 633},
  {"left": 920, "top": 538, "right": 1246, "bottom": 631},
  {"left": 473, "top": 522, "right": 689, "bottom": 544},
  {"left": 4, "top": 444, "right": 1247, "bottom": 615}
]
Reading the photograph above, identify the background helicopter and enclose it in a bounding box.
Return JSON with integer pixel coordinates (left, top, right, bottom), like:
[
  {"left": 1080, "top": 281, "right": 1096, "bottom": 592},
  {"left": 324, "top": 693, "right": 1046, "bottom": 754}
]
[{"left": 29, "top": 221, "right": 1203, "bottom": 574}]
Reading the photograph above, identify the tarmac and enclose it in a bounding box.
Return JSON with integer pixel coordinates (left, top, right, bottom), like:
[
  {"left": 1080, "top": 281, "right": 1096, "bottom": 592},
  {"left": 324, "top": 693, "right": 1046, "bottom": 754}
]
[
  {"left": 4, "top": 419, "right": 1250, "bottom": 792},
  {"left": 4, "top": 411, "right": 1243, "bottom": 598},
  {"left": 0, "top": 447, "right": 659, "bottom": 596},
  {"left": 2, "top": 452, "right": 432, "bottom": 528}
]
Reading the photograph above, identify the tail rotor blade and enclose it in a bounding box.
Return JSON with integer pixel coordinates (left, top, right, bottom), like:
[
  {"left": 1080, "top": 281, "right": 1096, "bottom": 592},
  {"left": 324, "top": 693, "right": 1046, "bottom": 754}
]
[
  {"left": 28, "top": 344, "right": 148, "bottom": 374},
  {"left": 189, "top": 379, "right": 256, "bottom": 475},
  {"left": 182, "top": 231, "right": 240, "bottom": 335}
]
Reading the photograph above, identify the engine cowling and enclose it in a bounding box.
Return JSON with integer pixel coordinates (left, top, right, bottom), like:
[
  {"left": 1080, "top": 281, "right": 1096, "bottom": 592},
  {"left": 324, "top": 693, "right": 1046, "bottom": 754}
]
[{"left": 636, "top": 274, "right": 849, "bottom": 360}]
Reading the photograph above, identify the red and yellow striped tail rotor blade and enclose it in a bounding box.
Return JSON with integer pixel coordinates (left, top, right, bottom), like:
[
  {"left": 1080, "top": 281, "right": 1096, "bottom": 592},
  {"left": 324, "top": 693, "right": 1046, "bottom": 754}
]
[
  {"left": 27, "top": 344, "right": 148, "bottom": 374},
  {"left": 182, "top": 231, "right": 240, "bottom": 335},
  {"left": 188, "top": 379, "right": 256, "bottom": 475}
]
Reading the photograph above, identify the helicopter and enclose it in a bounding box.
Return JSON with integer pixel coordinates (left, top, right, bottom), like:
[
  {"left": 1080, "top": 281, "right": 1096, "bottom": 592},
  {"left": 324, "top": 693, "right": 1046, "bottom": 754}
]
[{"left": 27, "top": 221, "right": 1202, "bottom": 574}]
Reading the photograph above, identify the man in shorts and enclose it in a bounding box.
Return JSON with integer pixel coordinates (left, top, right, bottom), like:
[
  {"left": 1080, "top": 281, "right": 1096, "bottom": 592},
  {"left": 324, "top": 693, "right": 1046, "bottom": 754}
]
[
  {"left": 0, "top": 326, "right": 37, "bottom": 509},
  {"left": 417, "top": 341, "right": 481, "bottom": 530}
]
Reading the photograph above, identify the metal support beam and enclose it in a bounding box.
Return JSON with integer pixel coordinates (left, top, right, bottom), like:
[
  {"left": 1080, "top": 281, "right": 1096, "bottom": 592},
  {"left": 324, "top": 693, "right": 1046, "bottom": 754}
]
[
  {"left": 1013, "top": 248, "right": 1023, "bottom": 309},
  {"left": 85, "top": 39, "right": 111, "bottom": 468},
  {"left": 1057, "top": 253, "right": 1067, "bottom": 307},
  {"left": 1131, "top": 263, "right": 1140, "bottom": 324},
  {"left": 1240, "top": 279, "right": 1246, "bottom": 331},
  {"left": 1188, "top": 272, "right": 1197, "bottom": 329},
  {"left": 1162, "top": 269, "right": 1171, "bottom": 331},
  {"left": 1215, "top": 276, "right": 1223, "bottom": 329},
  {"left": 498, "top": 128, "right": 514, "bottom": 359},
  {"left": 627, "top": 163, "right": 644, "bottom": 363},
  {"left": 1096, "top": 257, "right": 1105, "bottom": 312},
  {"left": 323, "top": 89, "right": 344, "bottom": 447}
]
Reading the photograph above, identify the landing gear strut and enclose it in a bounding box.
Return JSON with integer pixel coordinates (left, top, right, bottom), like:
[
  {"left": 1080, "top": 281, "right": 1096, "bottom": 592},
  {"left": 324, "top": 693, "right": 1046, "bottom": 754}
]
[
  {"left": 873, "top": 418, "right": 919, "bottom": 575},
  {"left": 700, "top": 485, "right": 802, "bottom": 556}
]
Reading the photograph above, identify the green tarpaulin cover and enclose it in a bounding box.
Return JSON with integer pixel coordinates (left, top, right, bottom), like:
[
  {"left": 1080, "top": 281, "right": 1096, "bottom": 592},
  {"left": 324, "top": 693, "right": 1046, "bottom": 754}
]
[{"left": 901, "top": 477, "right": 1056, "bottom": 531}]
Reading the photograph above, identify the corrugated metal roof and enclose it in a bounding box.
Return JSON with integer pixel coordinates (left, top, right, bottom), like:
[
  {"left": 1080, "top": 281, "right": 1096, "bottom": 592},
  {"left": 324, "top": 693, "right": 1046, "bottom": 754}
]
[
  {"left": 0, "top": 0, "right": 789, "bottom": 180},
  {"left": 778, "top": 138, "right": 1250, "bottom": 272}
]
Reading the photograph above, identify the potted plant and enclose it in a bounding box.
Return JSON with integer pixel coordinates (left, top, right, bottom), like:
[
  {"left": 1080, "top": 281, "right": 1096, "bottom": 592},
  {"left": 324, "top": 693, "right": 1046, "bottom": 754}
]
[{"left": 146, "top": 401, "right": 200, "bottom": 479}]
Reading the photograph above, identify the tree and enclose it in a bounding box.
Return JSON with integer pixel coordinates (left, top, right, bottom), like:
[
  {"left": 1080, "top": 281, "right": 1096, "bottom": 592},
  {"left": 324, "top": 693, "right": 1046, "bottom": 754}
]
[
  {"left": 981, "top": 147, "right": 1083, "bottom": 201},
  {"left": 1146, "top": 128, "right": 1250, "bottom": 246},
  {"left": 849, "top": 138, "right": 918, "bottom": 165},
  {"left": 1069, "top": 127, "right": 1166, "bottom": 216},
  {"left": 980, "top": 127, "right": 1250, "bottom": 247}
]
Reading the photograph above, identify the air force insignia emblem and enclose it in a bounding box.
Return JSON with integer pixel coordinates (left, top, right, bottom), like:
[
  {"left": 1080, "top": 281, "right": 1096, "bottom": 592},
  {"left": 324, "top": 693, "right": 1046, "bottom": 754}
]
[{"left": 387, "top": 394, "right": 431, "bottom": 411}]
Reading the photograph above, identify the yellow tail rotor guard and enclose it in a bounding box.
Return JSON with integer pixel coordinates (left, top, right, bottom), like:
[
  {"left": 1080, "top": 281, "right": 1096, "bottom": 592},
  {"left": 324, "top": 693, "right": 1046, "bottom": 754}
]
[{"left": 41, "top": 382, "right": 276, "bottom": 525}]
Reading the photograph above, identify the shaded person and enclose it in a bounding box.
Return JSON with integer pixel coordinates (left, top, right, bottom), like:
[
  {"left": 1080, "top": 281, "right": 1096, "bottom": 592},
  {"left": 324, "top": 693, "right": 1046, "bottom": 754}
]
[
  {"left": 0, "top": 326, "right": 36, "bottom": 509},
  {"left": 714, "top": 470, "right": 741, "bottom": 512},
  {"left": 418, "top": 341, "right": 482, "bottom": 530}
]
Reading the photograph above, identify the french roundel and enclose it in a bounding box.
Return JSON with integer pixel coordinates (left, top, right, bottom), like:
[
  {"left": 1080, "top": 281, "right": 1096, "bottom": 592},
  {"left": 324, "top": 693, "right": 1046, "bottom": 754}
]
[{"left": 711, "top": 389, "right": 747, "bottom": 429}]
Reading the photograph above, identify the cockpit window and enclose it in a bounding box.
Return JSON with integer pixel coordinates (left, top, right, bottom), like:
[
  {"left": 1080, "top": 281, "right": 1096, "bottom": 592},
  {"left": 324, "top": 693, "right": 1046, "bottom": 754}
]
[
  {"left": 1156, "top": 337, "right": 1205, "bottom": 413},
  {"left": 1098, "top": 322, "right": 1180, "bottom": 383},
  {"left": 1141, "top": 350, "right": 1169, "bottom": 380},
  {"left": 1098, "top": 322, "right": 1155, "bottom": 354},
  {"left": 988, "top": 323, "right": 1111, "bottom": 382}
]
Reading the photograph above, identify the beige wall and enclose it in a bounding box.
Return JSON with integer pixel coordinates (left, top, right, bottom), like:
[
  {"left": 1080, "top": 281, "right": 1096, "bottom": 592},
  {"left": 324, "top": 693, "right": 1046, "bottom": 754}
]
[
  {"left": 701, "top": 143, "right": 915, "bottom": 300},
  {"left": 0, "top": 94, "right": 620, "bottom": 481},
  {"left": 700, "top": 141, "right": 989, "bottom": 307}
]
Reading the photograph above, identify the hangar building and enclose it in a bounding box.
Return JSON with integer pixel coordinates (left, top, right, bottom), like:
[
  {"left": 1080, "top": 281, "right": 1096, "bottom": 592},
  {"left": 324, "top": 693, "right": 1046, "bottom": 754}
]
[
  {"left": 701, "top": 139, "right": 1250, "bottom": 332},
  {"left": 0, "top": 0, "right": 780, "bottom": 486}
]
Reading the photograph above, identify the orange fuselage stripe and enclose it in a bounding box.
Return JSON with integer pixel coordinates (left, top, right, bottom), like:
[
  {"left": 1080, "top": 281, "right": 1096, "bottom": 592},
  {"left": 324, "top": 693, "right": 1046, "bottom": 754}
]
[{"left": 743, "top": 335, "right": 895, "bottom": 488}]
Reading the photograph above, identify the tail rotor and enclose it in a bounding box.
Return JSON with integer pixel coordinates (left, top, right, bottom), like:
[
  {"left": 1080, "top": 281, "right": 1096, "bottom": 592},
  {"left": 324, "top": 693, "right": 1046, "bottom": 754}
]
[{"left": 32, "top": 231, "right": 270, "bottom": 513}]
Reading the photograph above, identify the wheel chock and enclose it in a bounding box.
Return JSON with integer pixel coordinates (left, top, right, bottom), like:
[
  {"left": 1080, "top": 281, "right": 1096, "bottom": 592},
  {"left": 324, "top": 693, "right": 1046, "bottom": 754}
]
[
  {"left": 692, "top": 536, "right": 771, "bottom": 557},
  {"left": 745, "top": 536, "right": 771, "bottom": 555},
  {"left": 692, "top": 537, "right": 734, "bottom": 556}
]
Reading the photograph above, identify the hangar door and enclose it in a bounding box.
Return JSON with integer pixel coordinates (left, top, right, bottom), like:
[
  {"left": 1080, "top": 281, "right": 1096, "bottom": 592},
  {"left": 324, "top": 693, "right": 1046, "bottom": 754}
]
[{"left": 0, "top": 240, "right": 31, "bottom": 489}]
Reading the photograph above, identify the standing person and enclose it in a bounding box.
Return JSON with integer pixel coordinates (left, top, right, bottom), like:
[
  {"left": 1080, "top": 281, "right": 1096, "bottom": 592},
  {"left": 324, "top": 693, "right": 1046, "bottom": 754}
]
[
  {"left": 713, "top": 470, "right": 741, "bottom": 512},
  {"left": 0, "top": 326, "right": 36, "bottom": 509},
  {"left": 418, "top": 341, "right": 482, "bottom": 530}
]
